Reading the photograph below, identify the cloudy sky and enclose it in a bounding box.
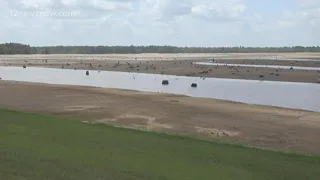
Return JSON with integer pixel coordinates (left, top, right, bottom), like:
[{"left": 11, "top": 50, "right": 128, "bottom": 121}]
[{"left": 0, "top": 0, "right": 319, "bottom": 46}]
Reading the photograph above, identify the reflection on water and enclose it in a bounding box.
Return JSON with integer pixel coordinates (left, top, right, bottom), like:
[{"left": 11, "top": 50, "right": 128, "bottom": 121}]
[
  {"left": 195, "top": 62, "right": 320, "bottom": 71},
  {"left": 0, "top": 67, "right": 319, "bottom": 112}
]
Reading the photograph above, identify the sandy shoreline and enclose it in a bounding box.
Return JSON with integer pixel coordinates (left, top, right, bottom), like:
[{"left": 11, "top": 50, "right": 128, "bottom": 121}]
[{"left": 0, "top": 80, "right": 320, "bottom": 154}]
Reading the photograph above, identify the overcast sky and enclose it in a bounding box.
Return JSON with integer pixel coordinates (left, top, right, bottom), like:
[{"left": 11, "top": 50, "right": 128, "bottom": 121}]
[{"left": 0, "top": 0, "right": 319, "bottom": 46}]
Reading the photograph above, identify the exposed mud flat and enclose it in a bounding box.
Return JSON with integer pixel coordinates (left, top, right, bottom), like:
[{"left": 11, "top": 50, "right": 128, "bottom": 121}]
[{"left": 1, "top": 53, "right": 320, "bottom": 83}]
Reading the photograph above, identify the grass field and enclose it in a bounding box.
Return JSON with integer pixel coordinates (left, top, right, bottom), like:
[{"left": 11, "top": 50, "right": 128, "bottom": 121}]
[{"left": 1, "top": 109, "right": 320, "bottom": 180}]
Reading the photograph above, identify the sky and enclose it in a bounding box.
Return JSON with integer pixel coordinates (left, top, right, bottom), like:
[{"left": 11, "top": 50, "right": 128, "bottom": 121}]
[{"left": 0, "top": 0, "right": 319, "bottom": 47}]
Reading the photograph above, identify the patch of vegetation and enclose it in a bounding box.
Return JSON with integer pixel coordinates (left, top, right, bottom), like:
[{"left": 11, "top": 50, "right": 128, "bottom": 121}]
[{"left": 0, "top": 109, "right": 320, "bottom": 180}]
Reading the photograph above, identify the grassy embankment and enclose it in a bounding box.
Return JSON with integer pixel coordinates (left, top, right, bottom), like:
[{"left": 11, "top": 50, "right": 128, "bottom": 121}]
[{"left": 1, "top": 109, "right": 320, "bottom": 180}]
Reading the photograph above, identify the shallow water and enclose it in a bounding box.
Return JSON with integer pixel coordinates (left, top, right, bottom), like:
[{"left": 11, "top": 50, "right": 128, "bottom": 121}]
[
  {"left": 217, "top": 57, "right": 320, "bottom": 62},
  {"left": 0, "top": 67, "right": 319, "bottom": 112},
  {"left": 195, "top": 62, "right": 320, "bottom": 71}
]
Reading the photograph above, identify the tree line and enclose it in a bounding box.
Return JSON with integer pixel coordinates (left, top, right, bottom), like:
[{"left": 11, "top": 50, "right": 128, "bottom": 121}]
[
  {"left": 1, "top": 43, "right": 320, "bottom": 54},
  {"left": 0, "top": 43, "right": 36, "bottom": 54}
]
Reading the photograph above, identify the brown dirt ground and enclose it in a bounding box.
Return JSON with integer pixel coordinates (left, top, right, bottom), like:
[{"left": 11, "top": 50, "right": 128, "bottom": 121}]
[
  {"left": 1, "top": 81, "right": 320, "bottom": 154},
  {"left": 1, "top": 54, "right": 320, "bottom": 83}
]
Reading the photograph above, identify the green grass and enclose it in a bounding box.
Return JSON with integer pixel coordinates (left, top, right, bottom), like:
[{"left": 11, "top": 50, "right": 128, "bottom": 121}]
[{"left": 0, "top": 109, "right": 320, "bottom": 180}]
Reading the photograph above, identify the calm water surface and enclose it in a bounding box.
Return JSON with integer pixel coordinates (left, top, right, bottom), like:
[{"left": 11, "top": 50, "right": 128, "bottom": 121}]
[
  {"left": 195, "top": 62, "right": 320, "bottom": 71},
  {"left": 1, "top": 67, "right": 319, "bottom": 112}
]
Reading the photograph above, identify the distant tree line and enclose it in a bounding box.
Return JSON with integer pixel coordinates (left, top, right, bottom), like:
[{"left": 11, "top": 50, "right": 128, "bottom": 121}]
[
  {"left": 0, "top": 43, "right": 36, "bottom": 54},
  {"left": 1, "top": 43, "right": 320, "bottom": 54}
]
